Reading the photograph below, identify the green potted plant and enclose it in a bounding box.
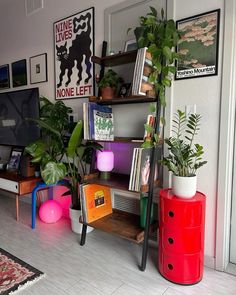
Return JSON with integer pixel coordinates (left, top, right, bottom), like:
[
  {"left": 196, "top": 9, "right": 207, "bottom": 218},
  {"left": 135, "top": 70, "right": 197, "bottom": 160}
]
[
  {"left": 25, "top": 97, "right": 102, "bottom": 232},
  {"left": 98, "top": 69, "right": 123, "bottom": 99},
  {"left": 129, "top": 6, "right": 180, "bottom": 107},
  {"left": 160, "top": 110, "right": 207, "bottom": 198}
]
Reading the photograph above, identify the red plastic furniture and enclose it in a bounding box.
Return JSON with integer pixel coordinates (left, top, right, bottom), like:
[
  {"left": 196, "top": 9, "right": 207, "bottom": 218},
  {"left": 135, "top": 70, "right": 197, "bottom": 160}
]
[{"left": 158, "top": 189, "right": 206, "bottom": 285}]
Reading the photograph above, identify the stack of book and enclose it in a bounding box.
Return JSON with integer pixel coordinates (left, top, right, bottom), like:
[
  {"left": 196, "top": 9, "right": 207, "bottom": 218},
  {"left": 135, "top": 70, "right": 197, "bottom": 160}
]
[
  {"left": 83, "top": 102, "right": 114, "bottom": 141},
  {"left": 131, "top": 47, "right": 155, "bottom": 97},
  {"left": 129, "top": 147, "right": 152, "bottom": 192},
  {"left": 80, "top": 183, "right": 113, "bottom": 223}
]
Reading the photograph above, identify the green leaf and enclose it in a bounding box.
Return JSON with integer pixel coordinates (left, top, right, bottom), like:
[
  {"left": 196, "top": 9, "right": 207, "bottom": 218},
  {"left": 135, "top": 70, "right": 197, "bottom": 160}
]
[
  {"left": 163, "top": 46, "right": 172, "bottom": 62},
  {"left": 66, "top": 121, "right": 83, "bottom": 158},
  {"left": 41, "top": 162, "right": 67, "bottom": 185},
  {"left": 150, "top": 6, "right": 157, "bottom": 17}
]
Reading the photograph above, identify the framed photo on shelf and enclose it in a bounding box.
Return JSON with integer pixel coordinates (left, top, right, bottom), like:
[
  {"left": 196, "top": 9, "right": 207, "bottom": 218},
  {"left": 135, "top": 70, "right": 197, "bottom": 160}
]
[
  {"left": 54, "top": 7, "right": 95, "bottom": 100},
  {"left": 7, "top": 147, "right": 24, "bottom": 171},
  {"left": 0, "top": 64, "right": 10, "bottom": 89},
  {"left": 118, "top": 83, "right": 131, "bottom": 97},
  {"left": 30, "top": 53, "right": 47, "bottom": 84},
  {"left": 175, "top": 9, "right": 220, "bottom": 80},
  {"left": 11, "top": 59, "right": 27, "bottom": 87},
  {"left": 124, "top": 39, "right": 137, "bottom": 52}
]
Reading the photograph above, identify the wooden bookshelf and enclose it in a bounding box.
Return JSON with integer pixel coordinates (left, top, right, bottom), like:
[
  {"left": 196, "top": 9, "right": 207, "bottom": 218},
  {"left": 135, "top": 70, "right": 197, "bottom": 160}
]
[
  {"left": 92, "top": 50, "right": 137, "bottom": 67},
  {"left": 84, "top": 172, "right": 161, "bottom": 193},
  {"left": 82, "top": 209, "right": 145, "bottom": 243},
  {"left": 89, "top": 95, "right": 157, "bottom": 105}
]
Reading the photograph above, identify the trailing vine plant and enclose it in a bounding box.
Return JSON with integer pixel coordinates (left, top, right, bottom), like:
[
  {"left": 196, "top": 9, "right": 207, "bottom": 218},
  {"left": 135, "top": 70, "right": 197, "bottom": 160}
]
[{"left": 128, "top": 7, "right": 180, "bottom": 148}]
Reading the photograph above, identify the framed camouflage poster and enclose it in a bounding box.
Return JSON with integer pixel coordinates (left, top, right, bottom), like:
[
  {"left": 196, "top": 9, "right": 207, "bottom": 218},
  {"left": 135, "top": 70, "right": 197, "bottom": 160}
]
[
  {"left": 54, "top": 7, "right": 95, "bottom": 99},
  {"left": 175, "top": 9, "right": 220, "bottom": 80}
]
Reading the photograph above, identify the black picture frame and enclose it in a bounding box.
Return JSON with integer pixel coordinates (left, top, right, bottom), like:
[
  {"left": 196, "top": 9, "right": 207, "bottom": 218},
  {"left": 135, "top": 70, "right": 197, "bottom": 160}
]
[
  {"left": 118, "top": 83, "right": 131, "bottom": 97},
  {"left": 54, "top": 7, "right": 95, "bottom": 100},
  {"left": 11, "top": 59, "right": 27, "bottom": 87},
  {"left": 175, "top": 9, "right": 220, "bottom": 80},
  {"left": 30, "top": 53, "right": 48, "bottom": 84},
  {"left": 7, "top": 147, "right": 24, "bottom": 171},
  {"left": 0, "top": 64, "right": 10, "bottom": 90}
]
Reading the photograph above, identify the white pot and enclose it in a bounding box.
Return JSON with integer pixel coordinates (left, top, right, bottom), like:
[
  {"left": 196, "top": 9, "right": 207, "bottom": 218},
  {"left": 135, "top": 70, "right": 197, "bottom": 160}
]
[
  {"left": 172, "top": 175, "right": 197, "bottom": 198},
  {"left": 69, "top": 207, "right": 94, "bottom": 234}
]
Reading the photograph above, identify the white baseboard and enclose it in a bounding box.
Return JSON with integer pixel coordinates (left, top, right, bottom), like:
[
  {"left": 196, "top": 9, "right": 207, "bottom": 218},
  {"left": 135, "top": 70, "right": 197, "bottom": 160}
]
[{"left": 204, "top": 255, "right": 215, "bottom": 269}]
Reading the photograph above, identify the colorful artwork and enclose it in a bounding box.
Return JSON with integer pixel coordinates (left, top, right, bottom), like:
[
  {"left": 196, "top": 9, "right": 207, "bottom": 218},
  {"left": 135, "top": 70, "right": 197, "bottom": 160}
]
[
  {"left": 176, "top": 9, "right": 220, "bottom": 80},
  {"left": 54, "top": 7, "right": 95, "bottom": 99}
]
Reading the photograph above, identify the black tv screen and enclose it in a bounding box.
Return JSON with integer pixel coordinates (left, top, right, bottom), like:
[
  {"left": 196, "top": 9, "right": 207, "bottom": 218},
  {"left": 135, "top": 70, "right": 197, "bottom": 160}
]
[{"left": 0, "top": 88, "right": 40, "bottom": 147}]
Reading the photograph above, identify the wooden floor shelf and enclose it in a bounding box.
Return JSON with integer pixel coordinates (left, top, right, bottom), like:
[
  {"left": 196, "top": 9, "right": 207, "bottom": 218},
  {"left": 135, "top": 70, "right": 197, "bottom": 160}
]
[
  {"left": 81, "top": 209, "right": 145, "bottom": 243},
  {"left": 91, "top": 50, "right": 137, "bottom": 67},
  {"left": 89, "top": 95, "right": 157, "bottom": 105}
]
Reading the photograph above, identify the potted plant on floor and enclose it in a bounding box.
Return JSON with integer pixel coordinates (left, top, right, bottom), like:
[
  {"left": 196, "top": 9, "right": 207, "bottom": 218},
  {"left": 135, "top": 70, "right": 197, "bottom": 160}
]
[
  {"left": 25, "top": 97, "right": 102, "bottom": 232},
  {"left": 97, "top": 69, "right": 123, "bottom": 100},
  {"left": 160, "top": 110, "right": 207, "bottom": 198}
]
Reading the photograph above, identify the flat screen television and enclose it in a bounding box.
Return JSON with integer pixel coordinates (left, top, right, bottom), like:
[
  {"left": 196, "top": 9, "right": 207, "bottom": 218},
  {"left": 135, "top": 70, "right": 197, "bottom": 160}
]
[{"left": 0, "top": 87, "right": 40, "bottom": 147}]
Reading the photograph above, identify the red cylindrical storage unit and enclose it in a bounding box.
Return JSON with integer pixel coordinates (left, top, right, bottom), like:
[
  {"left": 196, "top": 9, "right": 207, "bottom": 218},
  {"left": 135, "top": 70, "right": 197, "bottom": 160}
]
[{"left": 158, "top": 188, "right": 206, "bottom": 285}]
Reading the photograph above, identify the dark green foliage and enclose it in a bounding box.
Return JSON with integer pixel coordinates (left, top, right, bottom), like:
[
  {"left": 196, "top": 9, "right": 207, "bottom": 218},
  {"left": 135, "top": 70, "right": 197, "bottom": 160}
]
[
  {"left": 132, "top": 6, "right": 180, "bottom": 106},
  {"left": 25, "top": 97, "right": 102, "bottom": 209},
  {"left": 98, "top": 69, "right": 123, "bottom": 88}
]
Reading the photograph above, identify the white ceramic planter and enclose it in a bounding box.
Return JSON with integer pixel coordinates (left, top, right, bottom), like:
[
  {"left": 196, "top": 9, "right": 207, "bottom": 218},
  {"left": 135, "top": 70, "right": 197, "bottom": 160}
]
[
  {"left": 172, "top": 175, "right": 197, "bottom": 199},
  {"left": 69, "top": 207, "right": 94, "bottom": 234}
]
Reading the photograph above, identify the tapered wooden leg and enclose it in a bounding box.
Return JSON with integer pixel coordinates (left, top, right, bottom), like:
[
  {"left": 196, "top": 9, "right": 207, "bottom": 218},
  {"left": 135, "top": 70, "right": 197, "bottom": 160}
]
[{"left": 16, "top": 195, "right": 19, "bottom": 221}]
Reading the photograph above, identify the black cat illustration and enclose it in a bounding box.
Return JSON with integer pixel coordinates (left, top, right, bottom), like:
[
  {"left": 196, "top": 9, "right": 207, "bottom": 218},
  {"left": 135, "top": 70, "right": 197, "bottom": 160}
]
[{"left": 56, "top": 12, "right": 92, "bottom": 88}]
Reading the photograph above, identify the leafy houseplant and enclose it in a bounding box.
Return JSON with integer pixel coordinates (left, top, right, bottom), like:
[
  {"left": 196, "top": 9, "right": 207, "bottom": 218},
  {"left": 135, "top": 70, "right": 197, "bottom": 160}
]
[
  {"left": 160, "top": 110, "right": 207, "bottom": 197},
  {"left": 25, "top": 97, "right": 102, "bottom": 210},
  {"left": 130, "top": 6, "right": 180, "bottom": 107},
  {"left": 98, "top": 69, "right": 123, "bottom": 99}
]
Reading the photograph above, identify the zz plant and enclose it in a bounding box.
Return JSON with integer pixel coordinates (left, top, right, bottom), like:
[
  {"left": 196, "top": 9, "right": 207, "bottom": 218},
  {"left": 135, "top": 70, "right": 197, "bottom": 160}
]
[{"left": 160, "top": 110, "right": 207, "bottom": 177}]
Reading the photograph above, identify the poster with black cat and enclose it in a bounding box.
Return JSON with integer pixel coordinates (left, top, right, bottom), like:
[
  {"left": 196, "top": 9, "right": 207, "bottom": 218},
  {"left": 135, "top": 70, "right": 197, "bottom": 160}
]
[{"left": 54, "top": 7, "right": 95, "bottom": 100}]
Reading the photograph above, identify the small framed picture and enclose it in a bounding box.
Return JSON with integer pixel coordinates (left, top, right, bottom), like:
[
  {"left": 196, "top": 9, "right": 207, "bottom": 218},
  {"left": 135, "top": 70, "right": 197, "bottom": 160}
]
[
  {"left": 30, "top": 53, "right": 48, "bottom": 84},
  {"left": 124, "top": 39, "right": 138, "bottom": 52},
  {"left": 0, "top": 64, "right": 10, "bottom": 90},
  {"left": 7, "top": 147, "right": 24, "bottom": 171},
  {"left": 11, "top": 59, "right": 27, "bottom": 87},
  {"left": 118, "top": 83, "right": 131, "bottom": 97}
]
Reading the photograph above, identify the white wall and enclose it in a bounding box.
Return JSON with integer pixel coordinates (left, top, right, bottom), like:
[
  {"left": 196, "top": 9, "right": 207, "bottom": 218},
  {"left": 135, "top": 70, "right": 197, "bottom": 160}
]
[
  {"left": 168, "top": 0, "right": 224, "bottom": 263},
  {"left": 0, "top": 0, "right": 226, "bottom": 265},
  {"left": 0, "top": 0, "right": 123, "bottom": 116}
]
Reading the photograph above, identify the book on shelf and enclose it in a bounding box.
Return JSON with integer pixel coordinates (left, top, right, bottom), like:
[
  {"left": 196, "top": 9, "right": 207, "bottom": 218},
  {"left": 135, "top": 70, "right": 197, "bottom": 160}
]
[
  {"left": 129, "top": 147, "right": 160, "bottom": 192},
  {"left": 83, "top": 102, "right": 114, "bottom": 141},
  {"left": 131, "top": 47, "right": 155, "bottom": 97},
  {"left": 144, "top": 114, "right": 156, "bottom": 140},
  {"left": 80, "top": 183, "right": 113, "bottom": 223}
]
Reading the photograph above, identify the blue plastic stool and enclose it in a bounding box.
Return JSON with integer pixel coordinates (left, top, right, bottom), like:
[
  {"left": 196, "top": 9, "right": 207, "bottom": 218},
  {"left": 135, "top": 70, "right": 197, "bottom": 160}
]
[{"left": 31, "top": 179, "right": 69, "bottom": 229}]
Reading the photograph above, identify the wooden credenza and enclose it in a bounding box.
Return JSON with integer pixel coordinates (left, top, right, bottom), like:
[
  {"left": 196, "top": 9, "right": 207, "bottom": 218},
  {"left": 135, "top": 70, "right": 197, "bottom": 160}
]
[{"left": 0, "top": 171, "right": 40, "bottom": 220}]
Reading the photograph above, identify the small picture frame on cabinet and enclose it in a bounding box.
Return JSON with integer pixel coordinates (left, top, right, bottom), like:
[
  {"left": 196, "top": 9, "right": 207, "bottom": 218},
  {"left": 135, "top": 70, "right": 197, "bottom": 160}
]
[{"left": 7, "top": 147, "right": 24, "bottom": 172}]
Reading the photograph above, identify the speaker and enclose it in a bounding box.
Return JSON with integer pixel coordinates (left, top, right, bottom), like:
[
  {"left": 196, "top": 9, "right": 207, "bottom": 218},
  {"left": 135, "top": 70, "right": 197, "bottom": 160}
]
[{"left": 20, "top": 155, "right": 35, "bottom": 177}]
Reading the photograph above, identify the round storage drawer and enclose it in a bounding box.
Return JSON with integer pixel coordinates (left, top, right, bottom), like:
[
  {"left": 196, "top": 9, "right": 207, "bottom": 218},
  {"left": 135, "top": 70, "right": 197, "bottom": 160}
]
[{"left": 159, "top": 189, "right": 205, "bottom": 228}]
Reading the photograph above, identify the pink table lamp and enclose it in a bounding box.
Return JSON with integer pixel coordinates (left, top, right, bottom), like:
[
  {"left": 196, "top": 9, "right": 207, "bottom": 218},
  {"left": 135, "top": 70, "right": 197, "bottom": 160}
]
[{"left": 97, "top": 150, "right": 114, "bottom": 179}]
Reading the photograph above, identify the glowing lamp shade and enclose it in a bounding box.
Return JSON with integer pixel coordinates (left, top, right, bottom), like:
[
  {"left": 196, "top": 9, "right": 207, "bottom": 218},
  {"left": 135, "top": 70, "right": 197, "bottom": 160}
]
[
  {"left": 39, "top": 200, "right": 62, "bottom": 224},
  {"left": 97, "top": 150, "right": 114, "bottom": 179}
]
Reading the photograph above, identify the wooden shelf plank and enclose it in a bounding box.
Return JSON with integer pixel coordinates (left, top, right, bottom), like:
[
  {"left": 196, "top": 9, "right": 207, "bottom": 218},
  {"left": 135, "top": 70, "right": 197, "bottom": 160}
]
[
  {"left": 82, "top": 209, "right": 145, "bottom": 243},
  {"left": 85, "top": 173, "right": 130, "bottom": 190},
  {"left": 89, "top": 95, "right": 157, "bottom": 105},
  {"left": 92, "top": 50, "right": 138, "bottom": 67}
]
